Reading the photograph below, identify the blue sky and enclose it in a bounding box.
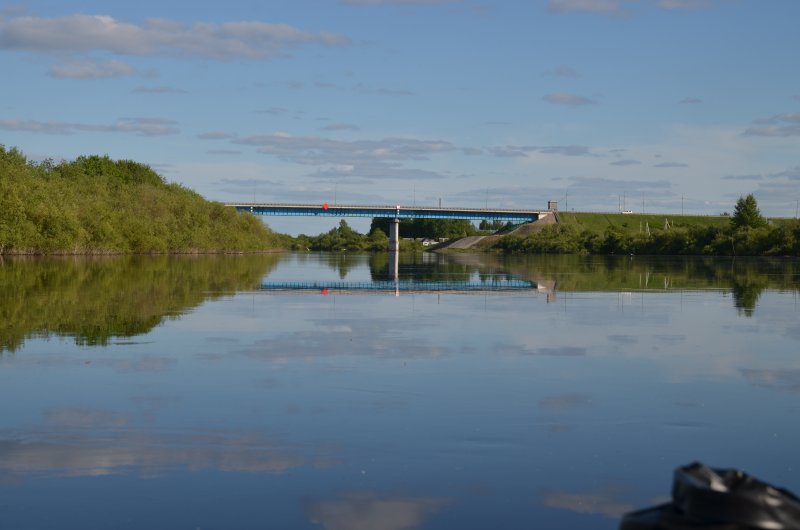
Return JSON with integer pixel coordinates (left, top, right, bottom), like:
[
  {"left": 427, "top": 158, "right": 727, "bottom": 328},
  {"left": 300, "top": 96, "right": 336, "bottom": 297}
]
[{"left": 1, "top": 0, "right": 799, "bottom": 233}]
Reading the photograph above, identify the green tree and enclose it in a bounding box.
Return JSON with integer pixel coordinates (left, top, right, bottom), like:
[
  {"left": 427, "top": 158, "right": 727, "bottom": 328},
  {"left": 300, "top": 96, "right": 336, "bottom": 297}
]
[
  {"left": 731, "top": 194, "right": 766, "bottom": 230},
  {"left": 479, "top": 219, "right": 506, "bottom": 231},
  {"left": 369, "top": 218, "right": 477, "bottom": 239}
]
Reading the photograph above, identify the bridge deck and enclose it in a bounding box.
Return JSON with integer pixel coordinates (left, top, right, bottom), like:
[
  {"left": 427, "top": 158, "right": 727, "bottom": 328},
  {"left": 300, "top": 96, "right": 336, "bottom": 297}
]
[{"left": 229, "top": 203, "right": 547, "bottom": 222}]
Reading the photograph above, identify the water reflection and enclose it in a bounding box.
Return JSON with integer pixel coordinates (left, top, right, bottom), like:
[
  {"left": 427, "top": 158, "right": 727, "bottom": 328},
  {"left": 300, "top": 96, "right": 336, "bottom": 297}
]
[
  {"left": 305, "top": 493, "right": 449, "bottom": 530},
  {"left": 542, "top": 488, "right": 635, "bottom": 520},
  {"left": 1, "top": 252, "right": 799, "bottom": 529},
  {"left": 1, "top": 253, "right": 798, "bottom": 353},
  {"left": 0, "top": 254, "right": 280, "bottom": 352},
  {"left": 0, "top": 430, "right": 310, "bottom": 478}
]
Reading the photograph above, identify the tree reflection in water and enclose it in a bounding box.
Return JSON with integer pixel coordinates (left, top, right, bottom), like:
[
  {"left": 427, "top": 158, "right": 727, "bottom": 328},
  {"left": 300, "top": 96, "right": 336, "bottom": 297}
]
[{"left": 0, "top": 254, "right": 280, "bottom": 352}]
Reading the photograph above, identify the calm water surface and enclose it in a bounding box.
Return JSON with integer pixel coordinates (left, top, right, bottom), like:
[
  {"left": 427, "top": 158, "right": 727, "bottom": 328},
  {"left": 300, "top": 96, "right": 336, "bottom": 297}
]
[{"left": 1, "top": 253, "right": 798, "bottom": 529}]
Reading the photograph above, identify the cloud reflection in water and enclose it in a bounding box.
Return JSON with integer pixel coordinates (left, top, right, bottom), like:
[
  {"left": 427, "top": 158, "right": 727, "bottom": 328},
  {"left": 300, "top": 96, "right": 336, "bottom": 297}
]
[
  {"left": 305, "top": 492, "right": 449, "bottom": 530},
  {"left": 0, "top": 431, "right": 316, "bottom": 478}
]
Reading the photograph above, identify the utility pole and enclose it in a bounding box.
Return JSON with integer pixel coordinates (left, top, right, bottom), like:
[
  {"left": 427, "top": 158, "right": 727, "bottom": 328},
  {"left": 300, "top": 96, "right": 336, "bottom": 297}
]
[{"left": 485, "top": 188, "right": 488, "bottom": 209}]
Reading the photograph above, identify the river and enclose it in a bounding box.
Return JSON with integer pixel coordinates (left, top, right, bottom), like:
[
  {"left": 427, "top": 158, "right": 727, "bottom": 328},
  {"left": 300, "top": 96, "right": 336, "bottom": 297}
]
[{"left": 0, "top": 252, "right": 798, "bottom": 529}]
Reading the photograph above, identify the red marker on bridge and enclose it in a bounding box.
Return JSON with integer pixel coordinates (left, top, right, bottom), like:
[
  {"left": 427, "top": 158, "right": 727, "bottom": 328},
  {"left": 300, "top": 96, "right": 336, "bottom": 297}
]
[
  {"left": 323, "top": 202, "right": 329, "bottom": 210},
  {"left": 322, "top": 287, "right": 329, "bottom": 296}
]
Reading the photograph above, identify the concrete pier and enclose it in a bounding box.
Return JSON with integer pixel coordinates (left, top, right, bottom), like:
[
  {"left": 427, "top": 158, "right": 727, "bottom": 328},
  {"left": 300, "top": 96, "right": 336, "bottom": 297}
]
[{"left": 388, "top": 218, "right": 400, "bottom": 253}]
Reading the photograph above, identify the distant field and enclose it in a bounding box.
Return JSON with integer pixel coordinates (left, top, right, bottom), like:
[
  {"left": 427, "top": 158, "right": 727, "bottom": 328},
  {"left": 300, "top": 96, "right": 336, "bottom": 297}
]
[{"left": 558, "top": 211, "right": 732, "bottom": 235}]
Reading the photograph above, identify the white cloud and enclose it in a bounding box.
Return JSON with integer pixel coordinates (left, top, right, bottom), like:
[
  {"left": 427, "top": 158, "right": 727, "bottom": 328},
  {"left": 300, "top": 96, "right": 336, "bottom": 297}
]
[
  {"left": 568, "top": 176, "right": 672, "bottom": 191},
  {"left": 489, "top": 147, "right": 527, "bottom": 157},
  {"left": 232, "top": 133, "right": 456, "bottom": 180},
  {"left": 771, "top": 167, "right": 800, "bottom": 180},
  {"left": 721, "top": 174, "right": 762, "bottom": 181},
  {"left": 0, "top": 117, "right": 178, "bottom": 136},
  {"left": 131, "top": 86, "right": 186, "bottom": 94},
  {"left": 0, "top": 14, "right": 349, "bottom": 60},
  {"left": 47, "top": 59, "right": 133, "bottom": 79},
  {"left": 320, "top": 123, "right": 360, "bottom": 131},
  {"left": 197, "top": 131, "right": 236, "bottom": 140},
  {"left": 353, "top": 84, "right": 415, "bottom": 97},
  {"left": 543, "top": 92, "right": 596, "bottom": 106},
  {"left": 755, "top": 112, "right": 800, "bottom": 124},
  {"left": 548, "top": 0, "right": 716, "bottom": 14},
  {"left": 490, "top": 145, "right": 593, "bottom": 157},
  {"left": 235, "top": 133, "right": 454, "bottom": 165},
  {"left": 256, "top": 107, "right": 291, "bottom": 116},
  {"left": 309, "top": 162, "right": 448, "bottom": 180},
  {"left": 207, "top": 149, "right": 242, "bottom": 155},
  {"left": 743, "top": 125, "right": 800, "bottom": 137},
  {"left": 658, "top": 0, "right": 712, "bottom": 9},
  {"left": 488, "top": 123, "right": 794, "bottom": 215},
  {"left": 744, "top": 112, "right": 800, "bottom": 137},
  {"left": 1, "top": 4, "right": 27, "bottom": 16},
  {"left": 679, "top": 97, "right": 702, "bottom": 104},
  {"left": 547, "top": 0, "right": 632, "bottom": 15},
  {"left": 545, "top": 66, "right": 580, "bottom": 77}
]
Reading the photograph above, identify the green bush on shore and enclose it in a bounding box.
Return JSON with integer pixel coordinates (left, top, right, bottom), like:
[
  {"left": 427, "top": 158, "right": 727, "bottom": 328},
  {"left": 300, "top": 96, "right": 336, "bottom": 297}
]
[
  {"left": 289, "top": 220, "right": 422, "bottom": 252},
  {"left": 496, "top": 217, "right": 800, "bottom": 256},
  {"left": 0, "top": 146, "right": 285, "bottom": 254}
]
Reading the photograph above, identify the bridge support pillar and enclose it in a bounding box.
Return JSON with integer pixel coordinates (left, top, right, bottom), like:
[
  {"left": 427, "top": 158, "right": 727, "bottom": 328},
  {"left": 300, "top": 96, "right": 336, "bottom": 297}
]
[
  {"left": 389, "top": 218, "right": 400, "bottom": 253},
  {"left": 388, "top": 248, "right": 399, "bottom": 282}
]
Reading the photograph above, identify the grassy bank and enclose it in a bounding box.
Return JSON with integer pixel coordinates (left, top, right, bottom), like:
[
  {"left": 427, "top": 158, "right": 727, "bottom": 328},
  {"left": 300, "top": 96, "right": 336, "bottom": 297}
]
[
  {"left": 494, "top": 210, "right": 800, "bottom": 256},
  {"left": 0, "top": 146, "right": 286, "bottom": 254},
  {"left": 559, "top": 211, "right": 731, "bottom": 235}
]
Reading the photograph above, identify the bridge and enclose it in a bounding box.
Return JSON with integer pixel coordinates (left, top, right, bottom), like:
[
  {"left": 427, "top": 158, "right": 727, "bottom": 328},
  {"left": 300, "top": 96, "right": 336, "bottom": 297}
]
[
  {"left": 227, "top": 202, "right": 550, "bottom": 252},
  {"left": 228, "top": 203, "right": 546, "bottom": 222}
]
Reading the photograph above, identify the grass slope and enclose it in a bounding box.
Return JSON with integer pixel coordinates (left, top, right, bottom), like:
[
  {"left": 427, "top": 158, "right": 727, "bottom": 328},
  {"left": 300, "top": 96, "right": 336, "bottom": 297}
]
[{"left": 559, "top": 211, "right": 731, "bottom": 235}]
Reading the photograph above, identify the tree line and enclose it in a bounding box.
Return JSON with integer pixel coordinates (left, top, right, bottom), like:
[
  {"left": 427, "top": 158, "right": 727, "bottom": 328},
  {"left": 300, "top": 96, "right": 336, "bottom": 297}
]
[
  {"left": 4, "top": 145, "right": 795, "bottom": 257},
  {"left": 0, "top": 146, "right": 285, "bottom": 254},
  {"left": 289, "top": 218, "right": 479, "bottom": 251}
]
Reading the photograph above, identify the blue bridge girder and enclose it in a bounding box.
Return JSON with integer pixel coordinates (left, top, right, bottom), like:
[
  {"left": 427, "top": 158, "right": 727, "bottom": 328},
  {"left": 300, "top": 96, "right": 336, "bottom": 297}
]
[{"left": 227, "top": 203, "right": 546, "bottom": 222}]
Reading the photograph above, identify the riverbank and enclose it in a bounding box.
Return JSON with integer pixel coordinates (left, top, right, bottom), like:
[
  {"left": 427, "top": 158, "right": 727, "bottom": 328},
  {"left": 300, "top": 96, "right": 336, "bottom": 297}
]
[
  {"left": 443, "top": 210, "right": 800, "bottom": 257},
  {"left": 0, "top": 146, "right": 287, "bottom": 255}
]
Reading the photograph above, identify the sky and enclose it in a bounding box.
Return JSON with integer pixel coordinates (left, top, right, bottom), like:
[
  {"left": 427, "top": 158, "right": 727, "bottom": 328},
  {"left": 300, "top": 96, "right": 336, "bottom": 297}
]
[{"left": 1, "top": 0, "right": 799, "bottom": 234}]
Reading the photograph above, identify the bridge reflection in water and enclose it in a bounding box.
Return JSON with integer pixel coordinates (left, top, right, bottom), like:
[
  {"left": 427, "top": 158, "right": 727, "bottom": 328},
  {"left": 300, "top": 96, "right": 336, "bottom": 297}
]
[
  {"left": 259, "top": 278, "right": 538, "bottom": 296},
  {"left": 259, "top": 252, "right": 548, "bottom": 296}
]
